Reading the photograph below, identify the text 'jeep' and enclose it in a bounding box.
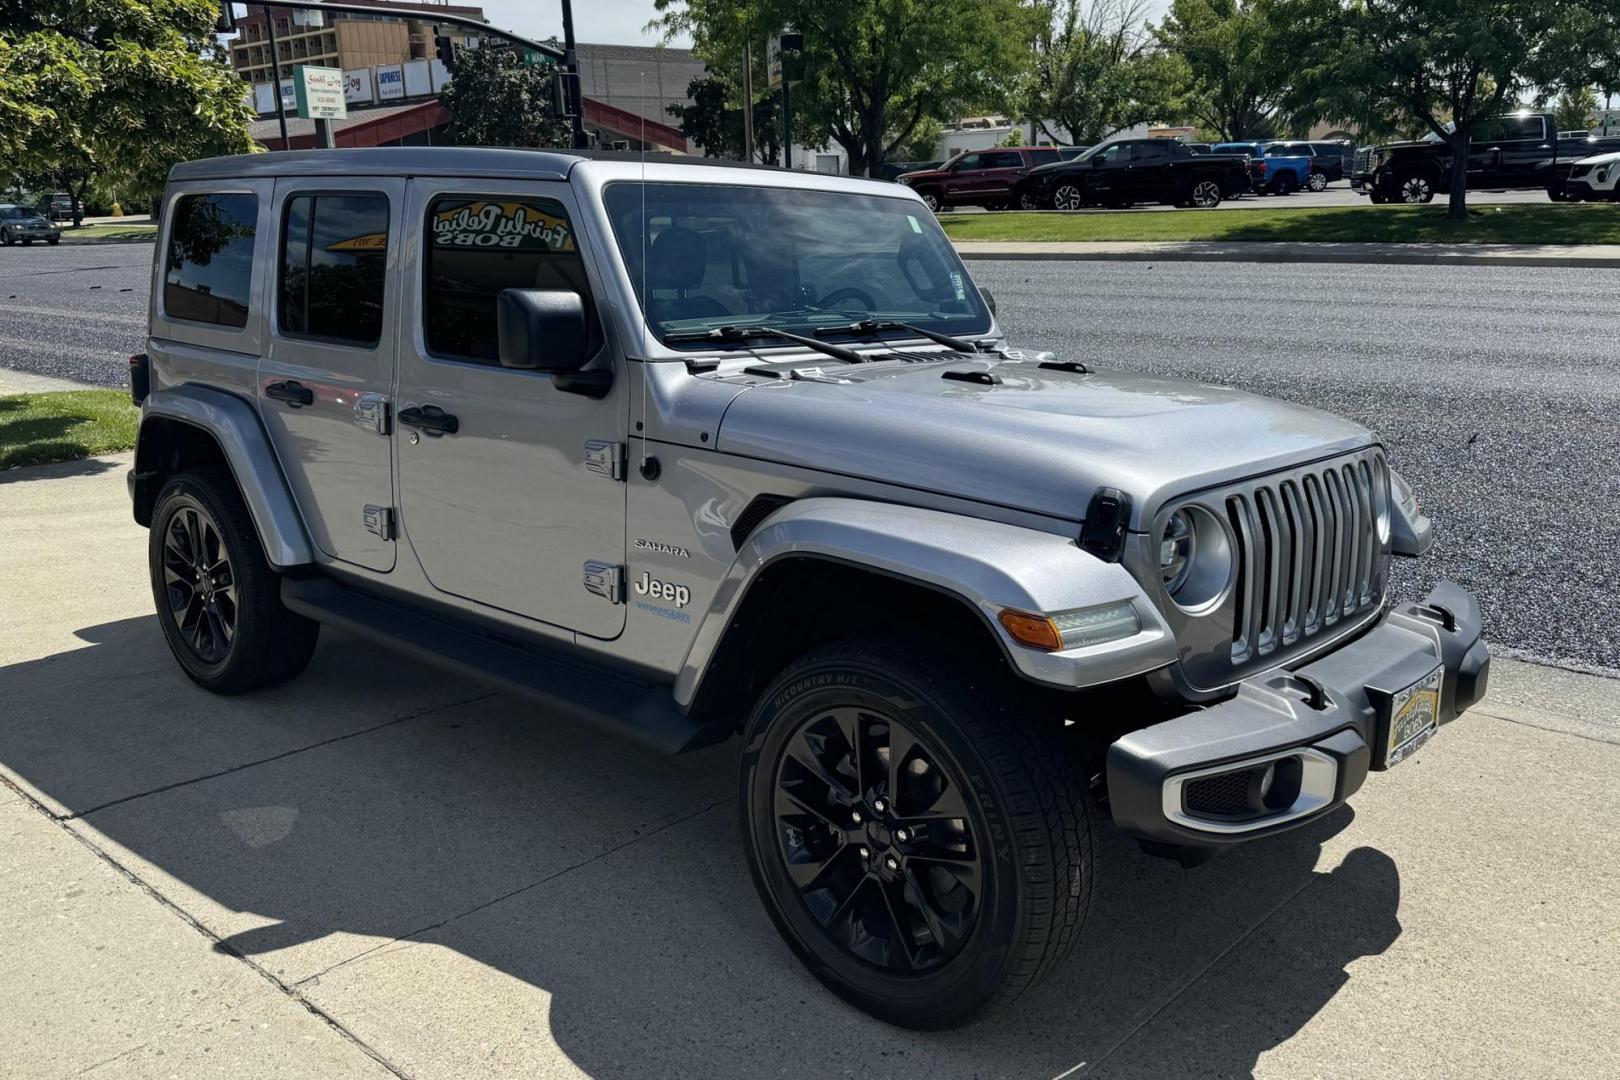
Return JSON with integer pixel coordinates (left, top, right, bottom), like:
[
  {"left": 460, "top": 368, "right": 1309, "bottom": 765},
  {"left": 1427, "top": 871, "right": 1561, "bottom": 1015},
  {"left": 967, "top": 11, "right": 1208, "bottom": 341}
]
[{"left": 129, "top": 148, "right": 1488, "bottom": 1029}]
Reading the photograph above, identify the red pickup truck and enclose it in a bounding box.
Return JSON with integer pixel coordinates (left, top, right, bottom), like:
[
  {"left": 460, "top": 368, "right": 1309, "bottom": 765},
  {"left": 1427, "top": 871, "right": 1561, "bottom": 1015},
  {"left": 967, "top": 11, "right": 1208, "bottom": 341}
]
[{"left": 897, "top": 147, "right": 1064, "bottom": 212}]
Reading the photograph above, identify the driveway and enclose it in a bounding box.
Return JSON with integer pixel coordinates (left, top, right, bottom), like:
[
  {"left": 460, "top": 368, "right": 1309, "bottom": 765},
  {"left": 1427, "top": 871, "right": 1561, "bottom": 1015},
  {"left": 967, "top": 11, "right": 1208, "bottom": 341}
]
[{"left": 2, "top": 456, "right": 1617, "bottom": 1078}]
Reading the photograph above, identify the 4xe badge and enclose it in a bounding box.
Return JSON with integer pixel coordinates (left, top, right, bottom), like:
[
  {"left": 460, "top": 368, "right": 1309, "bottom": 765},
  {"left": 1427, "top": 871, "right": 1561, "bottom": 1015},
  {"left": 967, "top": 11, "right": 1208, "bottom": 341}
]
[{"left": 633, "top": 572, "right": 690, "bottom": 609}]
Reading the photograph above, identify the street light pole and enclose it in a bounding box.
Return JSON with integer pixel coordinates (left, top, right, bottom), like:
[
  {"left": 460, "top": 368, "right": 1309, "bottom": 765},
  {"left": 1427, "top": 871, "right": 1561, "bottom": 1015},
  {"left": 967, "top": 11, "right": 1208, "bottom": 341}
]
[
  {"left": 559, "top": 0, "right": 587, "bottom": 150},
  {"left": 741, "top": 42, "right": 755, "bottom": 164},
  {"left": 263, "top": 5, "right": 289, "bottom": 148}
]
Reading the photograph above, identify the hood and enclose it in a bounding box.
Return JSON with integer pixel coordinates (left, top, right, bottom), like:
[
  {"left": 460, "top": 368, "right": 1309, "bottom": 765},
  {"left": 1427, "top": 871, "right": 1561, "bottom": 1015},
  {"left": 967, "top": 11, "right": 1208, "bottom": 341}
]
[
  {"left": 897, "top": 167, "right": 951, "bottom": 184},
  {"left": 1575, "top": 149, "right": 1620, "bottom": 166},
  {"left": 1027, "top": 160, "right": 1073, "bottom": 178},
  {"left": 713, "top": 355, "right": 1375, "bottom": 529}
]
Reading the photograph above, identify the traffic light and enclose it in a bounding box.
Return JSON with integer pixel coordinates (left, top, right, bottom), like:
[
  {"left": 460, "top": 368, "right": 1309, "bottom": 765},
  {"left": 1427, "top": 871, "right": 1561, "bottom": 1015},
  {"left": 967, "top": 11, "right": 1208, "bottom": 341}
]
[
  {"left": 433, "top": 27, "right": 455, "bottom": 67},
  {"left": 215, "top": 1, "right": 236, "bottom": 33}
]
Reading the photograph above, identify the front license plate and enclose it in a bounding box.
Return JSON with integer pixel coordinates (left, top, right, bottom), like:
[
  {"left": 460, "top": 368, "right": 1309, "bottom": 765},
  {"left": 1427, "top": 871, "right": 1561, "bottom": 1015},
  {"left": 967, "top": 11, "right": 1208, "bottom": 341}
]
[{"left": 1384, "top": 665, "right": 1443, "bottom": 767}]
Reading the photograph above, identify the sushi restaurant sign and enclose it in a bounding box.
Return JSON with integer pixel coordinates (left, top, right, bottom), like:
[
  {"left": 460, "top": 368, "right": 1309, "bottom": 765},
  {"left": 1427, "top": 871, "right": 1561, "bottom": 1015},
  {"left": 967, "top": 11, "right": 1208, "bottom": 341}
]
[{"left": 294, "top": 66, "right": 347, "bottom": 121}]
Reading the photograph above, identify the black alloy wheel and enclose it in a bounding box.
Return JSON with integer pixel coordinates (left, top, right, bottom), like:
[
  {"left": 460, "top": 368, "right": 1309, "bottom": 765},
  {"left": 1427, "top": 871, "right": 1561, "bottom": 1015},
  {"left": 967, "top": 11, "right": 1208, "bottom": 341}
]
[
  {"left": 741, "top": 635, "right": 1093, "bottom": 1029},
  {"left": 148, "top": 468, "right": 318, "bottom": 693},
  {"left": 771, "top": 705, "right": 985, "bottom": 975},
  {"left": 160, "top": 500, "right": 237, "bottom": 664}
]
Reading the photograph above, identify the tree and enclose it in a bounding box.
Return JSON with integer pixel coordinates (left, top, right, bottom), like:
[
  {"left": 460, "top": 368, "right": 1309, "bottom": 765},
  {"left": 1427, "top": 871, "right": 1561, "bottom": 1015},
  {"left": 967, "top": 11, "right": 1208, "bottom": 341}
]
[
  {"left": 1021, "top": 0, "right": 1179, "bottom": 146},
  {"left": 1156, "top": 0, "right": 1279, "bottom": 142},
  {"left": 655, "top": 0, "right": 1039, "bottom": 177},
  {"left": 1, "top": 0, "right": 254, "bottom": 220},
  {"left": 440, "top": 45, "right": 570, "bottom": 148},
  {"left": 892, "top": 117, "right": 942, "bottom": 163},
  {"left": 1554, "top": 86, "right": 1597, "bottom": 133},
  {"left": 666, "top": 75, "right": 783, "bottom": 163},
  {"left": 1271, "top": 0, "right": 1598, "bottom": 220}
]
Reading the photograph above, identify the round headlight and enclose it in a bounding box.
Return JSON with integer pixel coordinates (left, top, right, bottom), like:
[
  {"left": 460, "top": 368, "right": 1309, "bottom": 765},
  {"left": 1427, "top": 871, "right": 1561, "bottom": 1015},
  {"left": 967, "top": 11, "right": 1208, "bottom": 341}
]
[
  {"left": 1159, "top": 505, "right": 1234, "bottom": 612},
  {"left": 1160, "top": 510, "right": 1195, "bottom": 594}
]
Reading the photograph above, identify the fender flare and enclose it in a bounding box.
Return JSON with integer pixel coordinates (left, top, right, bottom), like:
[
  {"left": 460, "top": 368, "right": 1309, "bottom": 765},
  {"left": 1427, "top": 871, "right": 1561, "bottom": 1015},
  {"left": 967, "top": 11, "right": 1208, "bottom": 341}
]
[
  {"left": 136, "top": 384, "right": 314, "bottom": 569},
  {"left": 674, "top": 498, "right": 1177, "bottom": 709}
]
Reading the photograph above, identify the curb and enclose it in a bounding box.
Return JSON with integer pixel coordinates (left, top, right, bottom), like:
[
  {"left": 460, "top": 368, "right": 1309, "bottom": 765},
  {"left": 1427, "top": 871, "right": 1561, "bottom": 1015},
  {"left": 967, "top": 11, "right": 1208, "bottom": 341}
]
[
  {"left": 58, "top": 234, "right": 157, "bottom": 246},
  {"left": 951, "top": 241, "right": 1620, "bottom": 268}
]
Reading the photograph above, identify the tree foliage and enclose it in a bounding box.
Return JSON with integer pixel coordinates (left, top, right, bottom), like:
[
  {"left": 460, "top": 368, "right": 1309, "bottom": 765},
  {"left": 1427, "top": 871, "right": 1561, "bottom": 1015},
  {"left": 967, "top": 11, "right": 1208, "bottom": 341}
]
[
  {"left": 1553, "top": 86, "right": 1598, "bottom": 133},
  {"left": 0, "top": 0, "right": 255, "bottom": 214},
  {"left": 1271, "top": 0, "right": 1600, "bottom": 219},
  {"left": 667, "top": 75, "right": 783, "bottom": 163},
  {"left": 655, "top": 0, "right": 1039, "bottom": 177},
  {"left": 440, "top": 45, "right": 570, "bottom": 149},
  {"left": 1156, "top": 0, "right": 1279, "bottom": 141},
  {"left": 1020, "top": 0, "right": 1178, "bottom": 146}
]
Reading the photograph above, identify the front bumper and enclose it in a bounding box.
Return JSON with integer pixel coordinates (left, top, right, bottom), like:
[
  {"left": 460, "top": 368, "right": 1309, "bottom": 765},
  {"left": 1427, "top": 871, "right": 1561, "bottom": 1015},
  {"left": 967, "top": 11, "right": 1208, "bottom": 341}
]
[
  {"left": 6, "top": 225, "right": 57, "bottom": 239},
  {"left": 1107, "top": 581, "right": 1488, "bottom": 855}
]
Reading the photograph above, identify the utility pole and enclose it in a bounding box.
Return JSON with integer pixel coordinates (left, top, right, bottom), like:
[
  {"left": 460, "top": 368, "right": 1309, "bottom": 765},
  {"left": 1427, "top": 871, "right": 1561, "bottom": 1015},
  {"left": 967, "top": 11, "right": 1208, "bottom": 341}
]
[
  {"left": 782, "top": 76, "right": 792, "bottom": 169},
  {"left": 560, "top": 0, "right": 588, "bottom": 149},
  {"left": 263, "top": 6, "right": 289, "bottom": 148},
  {"left": 741, "top": 42, "right": 755, "bottom": 164}
]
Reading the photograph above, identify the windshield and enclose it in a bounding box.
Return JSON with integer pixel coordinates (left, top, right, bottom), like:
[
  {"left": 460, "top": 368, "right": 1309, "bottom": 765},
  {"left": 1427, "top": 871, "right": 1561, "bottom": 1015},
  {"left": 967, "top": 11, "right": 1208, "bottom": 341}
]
[
  {"left": 0, "top": 207, "right": 23, "bottom": 220},
  {"left": 603, "top": 182, "right": 992, "bottom": 347}
]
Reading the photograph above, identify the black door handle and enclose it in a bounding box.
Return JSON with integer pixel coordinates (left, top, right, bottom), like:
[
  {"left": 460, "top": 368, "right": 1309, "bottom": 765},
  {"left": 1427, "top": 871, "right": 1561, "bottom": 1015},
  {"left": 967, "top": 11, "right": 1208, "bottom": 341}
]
[
  {"left": 398, "top": 404, "right": 459, "bottom": 436},
  {"left": 265, "top": 380, "right": 314, "bottom": 407}
]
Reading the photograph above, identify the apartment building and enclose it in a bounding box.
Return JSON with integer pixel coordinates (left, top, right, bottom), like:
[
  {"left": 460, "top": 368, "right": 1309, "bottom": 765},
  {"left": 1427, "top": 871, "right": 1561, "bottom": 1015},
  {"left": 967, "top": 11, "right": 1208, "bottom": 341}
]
[{"left": 229, "top": 0, "right": 487, "bottom": 86}]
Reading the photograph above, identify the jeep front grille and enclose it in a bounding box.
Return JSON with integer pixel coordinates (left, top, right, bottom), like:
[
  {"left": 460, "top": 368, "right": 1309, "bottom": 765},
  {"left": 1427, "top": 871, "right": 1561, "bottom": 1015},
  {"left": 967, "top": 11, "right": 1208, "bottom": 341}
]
[{"left": 1224, "top": 453, "right": 1386, "bottom": 665}]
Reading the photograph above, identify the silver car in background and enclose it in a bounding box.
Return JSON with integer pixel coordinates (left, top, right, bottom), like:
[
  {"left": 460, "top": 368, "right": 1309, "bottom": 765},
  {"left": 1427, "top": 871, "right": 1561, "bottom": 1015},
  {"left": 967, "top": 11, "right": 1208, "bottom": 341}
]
[{"left": 0, "top": 204, "right": 61, "bottom": 246}]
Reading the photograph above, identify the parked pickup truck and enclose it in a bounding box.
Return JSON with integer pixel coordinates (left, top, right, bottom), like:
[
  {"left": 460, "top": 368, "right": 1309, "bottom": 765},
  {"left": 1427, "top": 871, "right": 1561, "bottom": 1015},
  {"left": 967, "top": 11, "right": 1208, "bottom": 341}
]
[
  {"left": 1352, "top": 111, "right": 1620, "bottom": 203},
  {"left": 1013, "top": 138, "right": 1251, "bottom": 209},
  {"left": 897, "top": 147, "right": 1064, "bottom": 212},
  {"left": 1214, "top": 142, "right": 1311, "bottom": 195}
]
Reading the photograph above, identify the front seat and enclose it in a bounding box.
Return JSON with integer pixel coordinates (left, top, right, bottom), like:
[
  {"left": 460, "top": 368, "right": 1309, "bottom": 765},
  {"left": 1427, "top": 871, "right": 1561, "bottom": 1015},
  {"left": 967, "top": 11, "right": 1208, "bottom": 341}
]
[{"left": 646, "top": 226, "right": 730, "bottom": 325}]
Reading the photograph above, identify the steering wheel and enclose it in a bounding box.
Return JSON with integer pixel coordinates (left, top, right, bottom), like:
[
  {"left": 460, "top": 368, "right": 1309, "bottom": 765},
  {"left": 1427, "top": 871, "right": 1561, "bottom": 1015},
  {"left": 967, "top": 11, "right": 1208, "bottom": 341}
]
[{"left": 816, "top": 287, "right": 878, "bottom": 312}]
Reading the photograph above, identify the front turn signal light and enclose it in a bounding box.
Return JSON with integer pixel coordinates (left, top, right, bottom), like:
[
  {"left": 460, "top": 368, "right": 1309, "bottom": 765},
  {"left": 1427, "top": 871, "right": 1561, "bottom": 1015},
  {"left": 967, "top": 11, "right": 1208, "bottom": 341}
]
[{"left": 998, "top": 601, "right": 1142, "bottom": 652}]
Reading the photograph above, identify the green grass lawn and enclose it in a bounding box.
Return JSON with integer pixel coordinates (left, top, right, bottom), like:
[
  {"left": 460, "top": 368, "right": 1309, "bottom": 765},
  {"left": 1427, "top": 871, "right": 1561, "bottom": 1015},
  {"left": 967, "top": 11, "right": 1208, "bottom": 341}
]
[
  {"left": 0, "top": 390, "right": 138, "bottom": 470},
  {"left": 59, "top": 222, "right": 158, "bottom": 242},
  {"left": 940, "top": 203, "right": 1620, "bottom": 245}
]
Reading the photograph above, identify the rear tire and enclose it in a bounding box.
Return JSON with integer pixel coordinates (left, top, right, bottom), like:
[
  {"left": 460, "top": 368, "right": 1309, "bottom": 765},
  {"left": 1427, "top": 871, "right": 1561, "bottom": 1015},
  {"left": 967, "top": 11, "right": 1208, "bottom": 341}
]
[
  {"left": 149, "top": 468, "right": 319, "bottom": 694},
  {"left": 740, "top": 634, "right": 1094, "bottom": 1029},
  {"left": 1272, "top": 173, "right": 1298, "bottom": 196},
  {"left": 1189, "top": 179, "right": 1224, "bottom": 209}
]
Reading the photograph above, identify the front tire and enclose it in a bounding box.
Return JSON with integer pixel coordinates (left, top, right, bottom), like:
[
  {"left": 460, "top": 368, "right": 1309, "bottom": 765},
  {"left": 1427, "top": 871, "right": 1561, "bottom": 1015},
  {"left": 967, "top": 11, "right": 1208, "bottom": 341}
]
[
  {"left": 1307, "top": 170, "right": 1329, "bottom": 192},
  {"left": 1052, "top": 183, "right": 1086, "bottom": 211},
  {"left": 149, "top": 468, "right": 319, "bottom": 694},
  {"left": 918, "top": 190, "right": 942, "bottom": 214},
  {"left": 1396, "top": 171, "right": 1436, "bottom": 203},
  {"left": 740, "top": 635, "right": 1093, "bottom": 1029}
]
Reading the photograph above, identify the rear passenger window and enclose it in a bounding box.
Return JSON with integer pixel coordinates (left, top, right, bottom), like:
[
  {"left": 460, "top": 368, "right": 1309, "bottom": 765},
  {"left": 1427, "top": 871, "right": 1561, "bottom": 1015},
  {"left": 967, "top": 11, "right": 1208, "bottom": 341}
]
[
  {"left": 279, "top": 193, "right": 389, "bottom": 345},
  {"left": 423, "top": 196, "right": 593, "bottom": 365},
  {"left": 164, "top": 193, "right": 258, "bottom": 329}
]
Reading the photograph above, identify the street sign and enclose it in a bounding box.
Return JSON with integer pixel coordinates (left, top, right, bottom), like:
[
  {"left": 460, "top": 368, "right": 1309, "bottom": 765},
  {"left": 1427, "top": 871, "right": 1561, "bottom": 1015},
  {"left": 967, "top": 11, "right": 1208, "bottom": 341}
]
[
  {"left": 293, "top": 65, "right": 347, "bottom": 121},
  {"left": 767, "top": 31, "right": 803, "bottom": 90}
]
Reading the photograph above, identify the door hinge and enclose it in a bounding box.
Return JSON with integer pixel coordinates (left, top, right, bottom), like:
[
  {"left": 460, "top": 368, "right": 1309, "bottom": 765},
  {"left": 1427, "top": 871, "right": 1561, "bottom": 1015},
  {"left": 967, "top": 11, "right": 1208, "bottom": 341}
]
[
  {"left": 354, "top": 393, "right": 390, "bottom": 436},
  {"left": 583, "top": 561, "right": 624, "bottom": 604},
  {"left": 363, "top": 504, "right": 396, "bottom": 541},
  {"left": 584, "top": 439, "right": 626, "bottom": 482}
]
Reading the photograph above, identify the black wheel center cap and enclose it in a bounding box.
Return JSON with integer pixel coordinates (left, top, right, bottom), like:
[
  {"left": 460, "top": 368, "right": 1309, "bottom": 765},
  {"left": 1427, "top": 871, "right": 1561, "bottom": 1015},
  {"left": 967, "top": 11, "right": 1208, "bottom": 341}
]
[{"left": 865, "top": 821, "right": 892, "bottom": 848}]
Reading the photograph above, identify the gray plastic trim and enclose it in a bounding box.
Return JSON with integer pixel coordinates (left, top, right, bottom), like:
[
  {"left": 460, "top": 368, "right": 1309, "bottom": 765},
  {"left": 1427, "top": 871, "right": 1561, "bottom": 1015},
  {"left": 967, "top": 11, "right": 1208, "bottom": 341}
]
[
  {"left": 140, "top": 385, "right": 314, "bottom": 568},
  {"left": 1161, "top": 747, "right": 1338, "bottom": 836}
]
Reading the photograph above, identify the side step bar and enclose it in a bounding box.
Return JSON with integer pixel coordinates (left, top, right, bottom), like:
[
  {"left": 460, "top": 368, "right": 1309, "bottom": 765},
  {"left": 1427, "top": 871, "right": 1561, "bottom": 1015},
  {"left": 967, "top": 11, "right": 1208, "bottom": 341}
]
[{"left": 281, "top": 577, "right": 731, "bottom": 755}]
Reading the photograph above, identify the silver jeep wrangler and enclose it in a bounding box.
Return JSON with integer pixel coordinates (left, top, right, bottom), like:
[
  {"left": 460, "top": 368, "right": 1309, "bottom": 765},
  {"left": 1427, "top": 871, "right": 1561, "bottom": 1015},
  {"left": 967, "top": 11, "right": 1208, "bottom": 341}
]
[{"left": 129, "top": 148, "right": 1488, "bottom": 1029}]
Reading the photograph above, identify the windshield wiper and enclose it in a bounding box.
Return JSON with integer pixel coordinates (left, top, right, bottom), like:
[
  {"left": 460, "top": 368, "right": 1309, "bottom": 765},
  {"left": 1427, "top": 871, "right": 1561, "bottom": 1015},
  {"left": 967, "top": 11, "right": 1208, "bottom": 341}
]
[
  {"left": 812, "top": 318, "right": 984, "bottom": 353},
  {"left": 663, "top": 324, "right": 865, "bottom": 364}
]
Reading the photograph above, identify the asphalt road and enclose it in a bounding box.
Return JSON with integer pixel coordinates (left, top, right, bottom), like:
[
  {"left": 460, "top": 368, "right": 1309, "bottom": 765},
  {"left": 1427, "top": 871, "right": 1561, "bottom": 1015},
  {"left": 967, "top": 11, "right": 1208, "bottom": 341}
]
[
  {"left": 973, "top": 258, "right": 1620, "bottom": 674},
  {"left": 3, "top": 242, "right": 1616, "bottom": 672}
]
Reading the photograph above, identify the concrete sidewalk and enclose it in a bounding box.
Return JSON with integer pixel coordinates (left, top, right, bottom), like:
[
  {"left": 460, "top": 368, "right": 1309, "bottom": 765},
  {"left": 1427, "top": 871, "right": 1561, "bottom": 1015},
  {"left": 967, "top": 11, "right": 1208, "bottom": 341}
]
[
  {"left": 2, "top": 456, "right": 1617, "bottom": 1079},
  {"left": 953, "top": 239, "right": 1620, "bottom": 268}
]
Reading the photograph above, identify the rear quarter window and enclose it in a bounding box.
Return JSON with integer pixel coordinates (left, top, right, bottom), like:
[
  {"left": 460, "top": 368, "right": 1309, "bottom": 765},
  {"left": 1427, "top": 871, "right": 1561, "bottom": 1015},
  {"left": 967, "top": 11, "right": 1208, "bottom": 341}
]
[{"left": 164, "top": 193, "right": 259, "bottom": 329}]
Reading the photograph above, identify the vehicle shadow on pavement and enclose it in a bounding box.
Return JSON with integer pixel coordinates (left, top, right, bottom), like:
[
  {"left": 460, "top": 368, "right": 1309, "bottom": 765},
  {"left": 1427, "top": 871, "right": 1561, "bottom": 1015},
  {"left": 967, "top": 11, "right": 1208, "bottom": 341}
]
[{"left": 1, "top": 616, "right": 1402, "bottom": 1079}]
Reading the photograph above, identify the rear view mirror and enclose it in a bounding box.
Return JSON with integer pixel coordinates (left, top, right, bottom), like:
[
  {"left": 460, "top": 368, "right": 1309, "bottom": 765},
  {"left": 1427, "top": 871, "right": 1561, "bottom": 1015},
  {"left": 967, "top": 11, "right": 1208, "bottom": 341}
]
[{"left": 496, "top": 288, "right": 589, "bottom": 372}]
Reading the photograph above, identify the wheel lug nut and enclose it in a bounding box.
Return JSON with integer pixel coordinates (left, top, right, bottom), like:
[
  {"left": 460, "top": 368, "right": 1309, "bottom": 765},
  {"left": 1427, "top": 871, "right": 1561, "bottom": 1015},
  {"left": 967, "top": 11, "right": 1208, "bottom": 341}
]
[
  {"left": 858, "top": 845, "right": 871, "bottom": 861},
  {"left": 885, "top": 855, "right": 900, "bottom": 871},
  {"left": 850, "top": 810, "right": 863, "bottom": 825},
  {"left": 894, "top": 827, "right": 910, "bottom": 843},
  {"left": 872, "top": 798, "right": 888, "bottom": 814}
]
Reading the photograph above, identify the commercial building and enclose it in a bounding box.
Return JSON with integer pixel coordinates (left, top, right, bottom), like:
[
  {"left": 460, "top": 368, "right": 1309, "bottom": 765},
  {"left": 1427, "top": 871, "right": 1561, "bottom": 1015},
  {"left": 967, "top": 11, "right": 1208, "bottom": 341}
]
[{"left": 228, "top": 1, "right": 487, "bottom": 87}]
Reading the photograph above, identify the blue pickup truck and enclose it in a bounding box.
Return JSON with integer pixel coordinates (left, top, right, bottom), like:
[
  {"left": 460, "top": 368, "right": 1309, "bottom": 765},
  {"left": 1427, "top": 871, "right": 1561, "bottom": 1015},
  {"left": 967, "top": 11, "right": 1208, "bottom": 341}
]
[{"left": 1213, "top": 142, "right": 1313, "bottom": 195}]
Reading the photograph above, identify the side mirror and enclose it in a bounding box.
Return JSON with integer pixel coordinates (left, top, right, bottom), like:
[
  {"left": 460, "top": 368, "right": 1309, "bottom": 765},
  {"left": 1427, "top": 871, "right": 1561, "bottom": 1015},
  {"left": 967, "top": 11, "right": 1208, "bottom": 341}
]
[
  {"left": 1090, "top": 157, "right": 1104, "bottom": 167},
  {"left": 496, "top": 288, "right": 589, "bottom": 372},
  {"left": 496, "top": 288, "right": 611, "bottom": 397},
  {"left": 979, "top": 286, "right": 997, "bottom": 316}
]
